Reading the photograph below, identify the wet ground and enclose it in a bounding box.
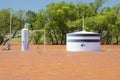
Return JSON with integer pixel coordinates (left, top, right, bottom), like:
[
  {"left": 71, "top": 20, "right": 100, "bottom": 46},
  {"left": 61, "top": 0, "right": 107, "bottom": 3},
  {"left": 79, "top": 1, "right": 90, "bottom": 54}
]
[{"left": 0, "top": 42, "right": 120, "bottom": 80}]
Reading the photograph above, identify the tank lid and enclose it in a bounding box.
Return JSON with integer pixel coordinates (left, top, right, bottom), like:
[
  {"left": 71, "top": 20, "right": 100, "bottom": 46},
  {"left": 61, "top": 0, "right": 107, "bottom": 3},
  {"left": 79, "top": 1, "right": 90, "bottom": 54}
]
[{"left": 68, "top": 30, "right": 99, "bottom": 34}]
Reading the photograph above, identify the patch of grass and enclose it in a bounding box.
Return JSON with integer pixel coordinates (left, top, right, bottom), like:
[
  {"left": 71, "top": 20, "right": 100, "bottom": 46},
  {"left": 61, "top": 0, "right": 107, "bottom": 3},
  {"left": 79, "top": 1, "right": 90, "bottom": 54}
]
[{"left": 10, "top": 37, "right": 21, "bottom": 42}]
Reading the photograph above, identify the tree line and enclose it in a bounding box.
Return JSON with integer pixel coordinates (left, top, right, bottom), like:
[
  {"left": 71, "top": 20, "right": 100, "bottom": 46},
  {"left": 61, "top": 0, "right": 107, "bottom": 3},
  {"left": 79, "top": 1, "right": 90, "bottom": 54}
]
[{"left": 0, "top": 0, "right": 120, "bottom": 45}]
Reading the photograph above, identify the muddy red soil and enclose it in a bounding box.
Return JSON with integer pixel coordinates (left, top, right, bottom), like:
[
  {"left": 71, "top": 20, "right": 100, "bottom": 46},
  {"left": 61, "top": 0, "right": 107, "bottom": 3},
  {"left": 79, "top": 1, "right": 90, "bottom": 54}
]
[{"left": 0, "top": 42, "right": 120, "bottom": 80}]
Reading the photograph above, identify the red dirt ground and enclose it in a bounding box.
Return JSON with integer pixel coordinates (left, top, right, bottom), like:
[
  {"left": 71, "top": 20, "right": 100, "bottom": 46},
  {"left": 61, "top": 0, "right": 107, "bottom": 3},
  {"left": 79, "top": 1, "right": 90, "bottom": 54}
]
[{"left": 0, "top": 42, "right": 120, "bottom": 80}]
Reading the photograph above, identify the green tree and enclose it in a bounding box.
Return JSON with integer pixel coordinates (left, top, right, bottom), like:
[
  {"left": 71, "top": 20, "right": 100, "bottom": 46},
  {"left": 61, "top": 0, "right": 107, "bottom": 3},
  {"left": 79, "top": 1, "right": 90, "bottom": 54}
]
[
  {"left": 68, "top": 3, "right": 96, "bottom": 32},
  {"left": 112, "top": 3, "right": 120, "bottom": 14},
  {"left": 90, "top": 0, "right": 107, "bottom": 13},
  {"left": 0, "top": 9, "right": 9, "bottom": 44},
  {"left": 77, "top": 3, "right": 95, "bottom": 18},
  {"left": 0, "top": 9, "right": 25, "bottom": 44},
  {"left": 34, "top": 9, "right": 47, "bottom": 30},
  {"left": 11, "top": 9, "right": 26, "bottom": 39},
  {"left": 26, "top": 10, "right": 37, "bottom": 30},
  {"left": 44, "top": 2, "right": 77, "bottom": 44},
  {"left": 104, "top": 7, "right": 118, "bottom": 44},
  {"left": 115, "top": 14, "right": 120, "bottom": 44}
]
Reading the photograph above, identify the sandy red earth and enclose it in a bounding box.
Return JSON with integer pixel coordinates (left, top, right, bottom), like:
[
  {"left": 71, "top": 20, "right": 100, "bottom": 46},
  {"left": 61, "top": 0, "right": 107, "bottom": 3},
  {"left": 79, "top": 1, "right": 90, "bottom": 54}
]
[{"left": 0, "top": 42, "right": 120, "bottom": 80}]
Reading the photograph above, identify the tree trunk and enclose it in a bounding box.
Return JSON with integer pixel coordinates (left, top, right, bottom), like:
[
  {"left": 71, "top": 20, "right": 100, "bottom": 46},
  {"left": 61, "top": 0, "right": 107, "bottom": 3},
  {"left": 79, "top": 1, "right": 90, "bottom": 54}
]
[
  {"left": 0, "top": 33, "right": 4, "bottom": 45},
  {"left": 12, "top": 27, "right": 20, "bottom": 38},
  {"left": 2, "top": 39, "right": 10, "bottom": 45},
  {"left": 48, "top": 30, "right": 54, "bottom": 44},
  {"left": 53, "top": 31, "right": 58, "bottom": 45}
]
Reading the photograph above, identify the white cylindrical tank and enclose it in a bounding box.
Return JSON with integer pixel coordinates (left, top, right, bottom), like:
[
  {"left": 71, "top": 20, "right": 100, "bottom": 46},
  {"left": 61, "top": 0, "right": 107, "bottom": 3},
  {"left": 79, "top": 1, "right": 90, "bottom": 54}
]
[
  {"left": 21, "top": 27, "right": 28, "bottom": 51},
  {"left": 66, "top": 31, "right": 100, "bottom": 51}
]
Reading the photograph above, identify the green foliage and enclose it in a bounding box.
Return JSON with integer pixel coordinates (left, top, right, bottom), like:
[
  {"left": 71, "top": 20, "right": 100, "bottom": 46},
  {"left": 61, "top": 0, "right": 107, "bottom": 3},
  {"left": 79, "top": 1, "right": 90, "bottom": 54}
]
[
  {"left": 34, "top": 9, "right": 47, "bottom": 30},
  {"left": 77, "top": 3, "right": 95, "bottom": 18},
  {"left": 0, "top": 1, "right": 120, "bottom": 45},
  {"left": 29, "top": 32, "right": 44, "bottom": 45},
  {"left": 0, "top": 9, "right": 10, "bottom": 35},
  {"left": 92, "top": 0, "right": 107, "bottom": 13},
  {"left": 43, "top": 2, "right": 77, "bottom": 44},
  {"left": 0, "top": 9, "right": 27, "bottom": 45},
  {"left": 26, "top": 10, "right": 36, "bottom": 30},
  {"left": 112, "top": 3, "right": 120, "bottom": 13}
]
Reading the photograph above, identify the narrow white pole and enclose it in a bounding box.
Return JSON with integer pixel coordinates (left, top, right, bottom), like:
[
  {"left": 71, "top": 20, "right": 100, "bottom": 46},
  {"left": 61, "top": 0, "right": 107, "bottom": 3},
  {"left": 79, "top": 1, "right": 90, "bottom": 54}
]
[
  {"left": 8, "top": 8, "right": 12, "bottom": 39},
  {"left": 44, "top": 30, "right": 46, "bottom": 50},
  {"left": 82, "top": 16, "right": 85, "bottom": 31},
  {"left": 10, "top": 11, "right": 12, "bottom": 38}
]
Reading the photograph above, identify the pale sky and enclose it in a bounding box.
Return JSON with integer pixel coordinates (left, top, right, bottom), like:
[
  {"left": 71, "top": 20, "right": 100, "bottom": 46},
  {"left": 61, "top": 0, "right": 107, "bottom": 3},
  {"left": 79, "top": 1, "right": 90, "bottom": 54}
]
[{"left": 0, "top": 0, "right": 119, "bottom": 12}]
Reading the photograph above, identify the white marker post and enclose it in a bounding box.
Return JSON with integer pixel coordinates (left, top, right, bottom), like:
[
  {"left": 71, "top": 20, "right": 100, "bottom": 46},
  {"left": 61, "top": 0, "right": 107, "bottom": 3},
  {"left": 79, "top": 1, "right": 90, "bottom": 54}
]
[{"left": 21, "top": 24, "right": 28, "bottom": 51}]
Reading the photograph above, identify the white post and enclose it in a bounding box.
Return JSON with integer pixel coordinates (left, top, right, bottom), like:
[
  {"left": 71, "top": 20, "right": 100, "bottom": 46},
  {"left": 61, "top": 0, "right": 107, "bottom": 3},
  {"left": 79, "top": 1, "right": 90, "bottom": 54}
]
[
  {"left": 21, "top": 24, "right": 28, "bottom": 51},
  {"left": 10, "top": 10, "right": 12, "bottom": 38},
  {"left": 82, "top": 15, "right": 85, "bottom": 31},
  {"left": 44, "top": 30, "right": 46, "bottom": 45},
  {"left": 8, "top": 8, "right": 12, "bottom": 39},
  {"left": 44, "top": 30, "right": 46, "bottom": 50}
]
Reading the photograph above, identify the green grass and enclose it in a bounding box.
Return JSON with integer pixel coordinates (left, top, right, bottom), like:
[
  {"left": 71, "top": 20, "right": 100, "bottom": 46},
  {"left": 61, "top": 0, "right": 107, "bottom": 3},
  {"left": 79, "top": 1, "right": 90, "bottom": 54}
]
[{"left": 10, "top": 37, "right": 21, "bottom": 42}]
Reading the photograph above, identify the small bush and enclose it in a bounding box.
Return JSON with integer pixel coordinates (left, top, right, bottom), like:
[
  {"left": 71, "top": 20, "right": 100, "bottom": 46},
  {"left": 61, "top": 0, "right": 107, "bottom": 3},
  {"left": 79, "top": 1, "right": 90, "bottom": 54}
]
[{"left": 29, "top": 32, "right": 44, "bottom": 45}]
